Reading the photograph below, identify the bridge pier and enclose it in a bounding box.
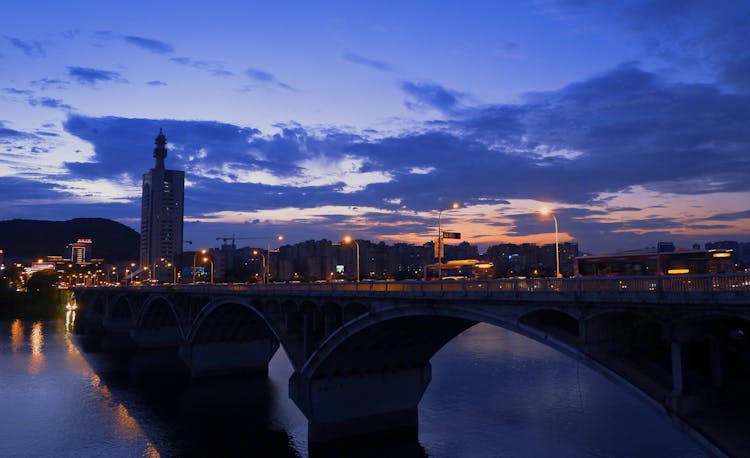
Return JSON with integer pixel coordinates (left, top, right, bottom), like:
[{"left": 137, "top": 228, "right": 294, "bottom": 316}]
[
  {"left": 101, "top": 318, "right": 137, "bottom": 356},
  {"left": 178, "top": 339, "right": 280, "bottom": 377},
  {"left": 289, "top": 364, "right": 431, "bottom": 442},
  {"left": 131, "top": 326, "right": 182, "bottom": 349}
]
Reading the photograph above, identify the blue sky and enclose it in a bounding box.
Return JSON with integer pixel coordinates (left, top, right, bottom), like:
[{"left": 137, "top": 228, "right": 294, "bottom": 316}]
[{"left": 1, "top": 0, "right": 749, "bottom": 254}]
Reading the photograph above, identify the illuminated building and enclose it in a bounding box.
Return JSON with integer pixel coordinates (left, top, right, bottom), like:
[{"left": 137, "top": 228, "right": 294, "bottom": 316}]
[{"left": 139, "top": 129, "right": 185, "bottom": 277}]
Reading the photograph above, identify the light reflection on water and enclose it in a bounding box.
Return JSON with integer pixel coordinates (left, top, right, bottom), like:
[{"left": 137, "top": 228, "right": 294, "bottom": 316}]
[{"left": 0, "top": 318, "right": 706, "bottom": 457}]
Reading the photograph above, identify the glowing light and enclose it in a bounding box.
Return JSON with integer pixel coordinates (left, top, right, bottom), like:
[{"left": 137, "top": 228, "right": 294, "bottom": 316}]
[
  {"left": 711, "top": 252, "right": 731, "bottom": 258},
  {"left": 667, "top": 268, "right": 690, "bottom": 275},
  {"left": 10, "top": 319, "right": 23, "bottom": 352}
]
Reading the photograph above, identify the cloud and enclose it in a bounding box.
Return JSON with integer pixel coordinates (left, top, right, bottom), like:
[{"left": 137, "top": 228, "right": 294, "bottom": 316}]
[
  {"left": 67, "top": 66, "right": 126, "bottom": 85},
  {"left": 245, "top": 68, "right": 297, "bottom": 91},
  {"left": 549, "top": 0, "right": 750, "bottom": 90},
  {"left": 400, "top": 81, "right": 466, "bottom": 114},
  {"left": 171, "top": 57, "right": 234, "bottom": 77},
  {"left": 122, "top": 35, "right": 174, "bottom": 54},
  {"left": 2, "top": 88, "right": 34, "bottom": 96},
  {"left": 31, "top": 78, "right": 70, "bottom": 90},
  {"left": 0, "top": 121, "right": 38, "bottom": 142},
  {"left": 702, "top": 210, "right": 750, "bottom": 222},
  {"left": 5, "top": 36, "right": 45, "bottom": 57},
  {"left": 147, "top": 80, "right": 167, "bottom": 86},
  {"left": 28, "top": 97, "right": 73, "bottom": 110},
  {"left": 6, "top": 54, "right": 748, "bottom": 252},
  {"left": 343, "top": 52, "right": 392, "bottom": 72}
]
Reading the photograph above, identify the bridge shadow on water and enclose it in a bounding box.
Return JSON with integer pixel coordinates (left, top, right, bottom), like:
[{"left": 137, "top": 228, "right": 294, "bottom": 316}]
[
  {"left": 74, "top": 340, "right": 301, "bottom": 457},
  {"left": 74, "top": 337, "right": 429, "bottom": 457}
]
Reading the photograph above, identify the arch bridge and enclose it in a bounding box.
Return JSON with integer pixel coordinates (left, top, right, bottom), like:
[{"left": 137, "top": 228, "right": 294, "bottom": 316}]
[{"left": 72, "top": 275, "right": 750, "bottom": 449}]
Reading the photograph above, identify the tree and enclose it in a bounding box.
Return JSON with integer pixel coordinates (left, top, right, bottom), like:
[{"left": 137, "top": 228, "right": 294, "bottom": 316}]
[{"left": 26, "top": 270, "right": 59, "bottom": 301}]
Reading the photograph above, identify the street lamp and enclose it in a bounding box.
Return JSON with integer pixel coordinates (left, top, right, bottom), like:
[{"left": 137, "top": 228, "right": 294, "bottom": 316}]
[
  {"left": 540, "top": 207, "right": 561, "bottom": 278},
  {"left": 266, "top": 235, "right": 283, "bottom": 284},
  {"left": 343, "top": 235, "right": 360, "bottom": 282},
  {"left": 202, "top": 257, "right": 214, "bottom": 284},
  {"left": 252, "top": 250, "right": 266, "bottom": 284},
  {"left": 193, "top": 249, "right": 207, "bottom": 283},
  {"left": 437, "top": 202, "right": 460, "bottom": 280},
  {"left": 166, "top": 262, "right": 176, "bottom": 283}
]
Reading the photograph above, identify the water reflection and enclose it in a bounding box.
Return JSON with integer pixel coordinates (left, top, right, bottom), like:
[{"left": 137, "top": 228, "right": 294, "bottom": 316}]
[
  {"left": 0, "top": 318, "right": 707, "bottom": 457},
  {"left": 10, "top": 319, "right": 23, "bottom": 352},
  {"left": 27, "top": 321, "right": 46, "bottom": 375},
  {"left": 65, "top": 310, "right": 76, "bottom": 332}
]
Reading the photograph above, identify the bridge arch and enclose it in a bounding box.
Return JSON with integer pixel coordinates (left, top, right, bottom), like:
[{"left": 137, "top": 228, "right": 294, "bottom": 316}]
[
  {"left": 136, "top": 295, "right": 181, "bottom": 332},
  {"left": 107, "top": 294, "right": 133, "bottom": 321},
  {"left": 300, "top": 303, "right": 598, "bottom": 379},
  {"left": 181, "top": 298, "right": 281, "bottom": 377}
]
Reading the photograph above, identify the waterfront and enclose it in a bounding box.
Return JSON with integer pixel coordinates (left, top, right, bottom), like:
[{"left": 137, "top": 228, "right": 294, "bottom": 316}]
[{"left": 0, "top": 315, "right": 706, "bottom": 457}]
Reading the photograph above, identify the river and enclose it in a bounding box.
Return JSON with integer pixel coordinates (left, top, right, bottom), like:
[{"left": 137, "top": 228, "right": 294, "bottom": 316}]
[{"left": 0, "top": 313, "right": 706, "bottom": 457}]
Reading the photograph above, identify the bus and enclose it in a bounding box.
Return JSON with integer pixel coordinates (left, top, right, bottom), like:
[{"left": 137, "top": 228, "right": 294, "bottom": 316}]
[
  {"left": 425, "top": 259, "right": 495, "bottom": 280},
  {"left": 575, "top": 248, "right": 735, "bottom": 277}
]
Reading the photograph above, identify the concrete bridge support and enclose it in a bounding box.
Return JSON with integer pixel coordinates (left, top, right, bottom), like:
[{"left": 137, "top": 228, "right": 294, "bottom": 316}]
[
  {"left": 131, "top": 326, "right": 182, "bottom": 349},
  {"left": 179, "top": 339, "right": 280, "bottom": 377},
  {"left": 289, "top": 364, "right": 431, "bottom": 442}
]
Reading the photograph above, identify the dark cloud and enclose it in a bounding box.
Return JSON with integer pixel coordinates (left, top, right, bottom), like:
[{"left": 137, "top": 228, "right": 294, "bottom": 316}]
[
  {"left": 147, "top": 80, "right": 167, "bottom": 86},
  {"left": 5, "top": 36, "right": 45, "bottom": 57},
  {"left": 67, "top": 66, "right": 126, "bottom": 85},
  {"left": 246, "top": 68, "right": 275, "bottom": 82},
  {"left": 28, "top": 97, "right": 73, "bottom": 110},
  {"left": 171, "top": 57, "right": 234, "bottom": 77},
  {"left": 245, "top": 68, "right": 297, "bottom": 91},
  {"left": 0, "top": 121, "right": 36, "bottom": 141},
  {"left": 702, "top": 210, "right": 750, "bottom": 222},
  {"left": 27, "top": 57, "right": 750, "bottom": 252},
  {"left": 550, "top": 0, "right": 750, "bottom": 91},
  {"left": 31, "top": 78, "right": 70, "bottom": 90},
  {"left": 123, "top": 35, "right": 174, "bottom": 54},
  {"left": 2, "top": 88, "right": 34, "bottom": 95},
  {"left": 400, "top": 81, "right": 466, "bottom": 114},
  {"left": 0, "top": 177, "right": 60, "bottom": 201},
  {"left": 343, "top": 52, "right": 392, "bottom": 72}
]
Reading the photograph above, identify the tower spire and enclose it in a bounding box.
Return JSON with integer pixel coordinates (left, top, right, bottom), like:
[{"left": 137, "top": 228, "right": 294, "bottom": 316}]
[{"left": 153, "top": 128, "right": 167, "bottom": 169}]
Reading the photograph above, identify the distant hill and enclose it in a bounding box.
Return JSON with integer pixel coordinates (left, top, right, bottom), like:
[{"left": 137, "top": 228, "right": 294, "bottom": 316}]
[{"left": 0, "top": 218, "right": 139, "bottom": 262}]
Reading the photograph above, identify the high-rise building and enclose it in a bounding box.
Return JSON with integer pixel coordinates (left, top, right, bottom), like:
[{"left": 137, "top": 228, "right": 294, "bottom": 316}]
[
  {"left": 69, "top": 238, "right": 93, "bottom": 265},
  {"left": 140, "top": 129, "right": 185, "bottom": 277}
]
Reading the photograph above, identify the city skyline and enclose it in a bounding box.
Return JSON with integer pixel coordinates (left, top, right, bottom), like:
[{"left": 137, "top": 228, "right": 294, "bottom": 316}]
[{"left": 2, "top": 1, "right": 750, "bottom": 254}]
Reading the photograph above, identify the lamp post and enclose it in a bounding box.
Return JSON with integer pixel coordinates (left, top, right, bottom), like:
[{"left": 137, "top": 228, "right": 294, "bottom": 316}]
[
  {"left": 266, "top": 235, "right": 283, "bottom": 284},
  {"left": 540, "top": 207, "right": 561, "bottom": 278},
  {"left": 193, "top": 249, "right": 207, "bottom": 283},
  {"left": 166, "top": 262, "right": 176, "bottom": 283},
  {"left": 202, "top": 256, "right": 214, "bottom": 284},
  {"left": 343, "top": 236, "right": 360, "bottom": 282},
  {"left": 437, "top": 202, "right": 460, "bottom": 280},
  {"left": 252, "top": 250, "right": 266, "bottom": 283}
]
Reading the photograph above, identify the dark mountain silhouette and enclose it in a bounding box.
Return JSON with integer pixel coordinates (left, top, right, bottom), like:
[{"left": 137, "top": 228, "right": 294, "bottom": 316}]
[{"left": 0, "top": 218, "right": 139, "bottom": 262}]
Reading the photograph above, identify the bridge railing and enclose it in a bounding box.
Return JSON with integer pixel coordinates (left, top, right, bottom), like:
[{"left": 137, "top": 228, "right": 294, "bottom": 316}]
[{"left": 89, "top": 273, "right": 750, "bottom": 299}]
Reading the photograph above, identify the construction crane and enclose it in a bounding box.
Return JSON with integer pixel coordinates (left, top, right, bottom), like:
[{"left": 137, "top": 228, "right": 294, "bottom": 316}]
[{"left": 216, "top": 235, "right": 258, "bottom": 247}]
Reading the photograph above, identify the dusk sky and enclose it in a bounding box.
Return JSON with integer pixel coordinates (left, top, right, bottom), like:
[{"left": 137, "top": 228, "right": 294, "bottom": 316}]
[{"left": 2, "top": 0, "right": 749, "bottom": 254}]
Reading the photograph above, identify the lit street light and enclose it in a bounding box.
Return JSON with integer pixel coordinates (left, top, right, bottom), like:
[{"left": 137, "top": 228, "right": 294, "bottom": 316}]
[
  {"left": 252, "top": 250, "right": 266, "bottom": 283},
  {"left": 166, "top": 262, "right": 176, "bottom": 284},
  {"left": 202, "top": 256, "right": 214, "bottom": 284},
  {"left": 437, "top": 202, "right": 460, "bottom": 280},
  {"left": 540, "top": 207, "right": 562, "bottom": 278},
  {"left": 193, "top": 249, "right": 207, "bottom": 283},
  {"left": 343, "top": 235, "right": 360, "bottom": 282},
  {"left": 266, "top": 235, "right": 283, "bottom": 284}
]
